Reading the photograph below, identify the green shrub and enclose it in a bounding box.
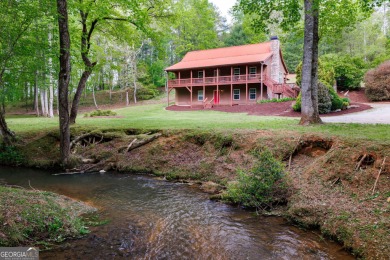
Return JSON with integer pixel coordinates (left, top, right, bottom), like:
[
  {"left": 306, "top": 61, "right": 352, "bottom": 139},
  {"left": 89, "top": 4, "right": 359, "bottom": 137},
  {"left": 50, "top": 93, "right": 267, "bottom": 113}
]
[
  {"left": 317, "top": 82, "right": 332, "bottom": 114},
  {"left": 136, "top": 87, "right": 159, "bottom": 100},
  {"left": 223, "top": 149, "right": 290, "bottom": 210},
  {"left": 84, "top": 110, "right": 117, "bottom": 117},
  {"left": 321, "top": 54, "right": 366, "bottom": 90},
  {"left": 257, "top": 97, "right": 295, "bottom": 104},
  {"left": 296, "top": 60, "right": 335, "bottom": 87},
  {"left": 326, "top": 83, "right": 346, "bottom": 110},
  {"left": 292, "top": 81, "right": 348, "bottom": 113},
  {"left": 364, "top": 60, "right": 390, "bottom": 101},
  {"left": 292, "top": 92, "right": 302, "bottom": 112},
  {"left": 0, "top": 145, "right": 24, "bottom": 165}
]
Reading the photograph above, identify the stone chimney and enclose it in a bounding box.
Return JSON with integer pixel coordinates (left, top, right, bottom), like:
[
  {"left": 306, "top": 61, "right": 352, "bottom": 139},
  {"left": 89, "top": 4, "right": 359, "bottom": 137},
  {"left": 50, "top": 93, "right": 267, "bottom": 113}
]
[{"left": 270, "top": 36, "right": 281, "bottom": 83}]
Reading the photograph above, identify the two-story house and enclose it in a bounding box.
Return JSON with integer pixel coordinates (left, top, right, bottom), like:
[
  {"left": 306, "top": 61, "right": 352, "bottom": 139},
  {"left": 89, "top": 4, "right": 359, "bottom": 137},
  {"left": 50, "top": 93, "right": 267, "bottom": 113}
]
[{"left": 165, "top": 36, "right": 299, "bottom": 107}]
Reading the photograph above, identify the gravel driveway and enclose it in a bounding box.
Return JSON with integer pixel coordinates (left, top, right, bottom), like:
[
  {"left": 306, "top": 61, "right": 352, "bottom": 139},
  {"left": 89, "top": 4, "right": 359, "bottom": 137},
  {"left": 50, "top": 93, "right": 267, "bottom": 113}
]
[{"left": 322, "top": 103, "right": 390, "bottom": 124}]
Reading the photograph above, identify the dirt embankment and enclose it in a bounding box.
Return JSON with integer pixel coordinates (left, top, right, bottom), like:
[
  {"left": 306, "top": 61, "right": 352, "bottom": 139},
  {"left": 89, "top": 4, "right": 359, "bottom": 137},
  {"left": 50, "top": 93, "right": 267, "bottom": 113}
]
[{"left": 13, "top": 129, "right": 390, "bottom": 259}]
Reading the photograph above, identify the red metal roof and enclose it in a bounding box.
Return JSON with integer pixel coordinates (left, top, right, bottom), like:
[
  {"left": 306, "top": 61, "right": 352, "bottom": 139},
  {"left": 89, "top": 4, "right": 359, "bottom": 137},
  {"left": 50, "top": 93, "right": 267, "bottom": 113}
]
[{"left": 166, "top": 42, "right": 273, "bottom": 71}]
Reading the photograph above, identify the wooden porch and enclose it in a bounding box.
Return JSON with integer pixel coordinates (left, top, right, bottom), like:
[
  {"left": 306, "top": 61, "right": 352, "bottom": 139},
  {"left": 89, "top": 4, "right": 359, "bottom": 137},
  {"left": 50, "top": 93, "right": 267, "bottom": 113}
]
[
  {"left": 167, "top": 73, "right": 299, "bottom": 107},
  {"left": 167, "top": 73, "right": 264, "bottom": 88}
]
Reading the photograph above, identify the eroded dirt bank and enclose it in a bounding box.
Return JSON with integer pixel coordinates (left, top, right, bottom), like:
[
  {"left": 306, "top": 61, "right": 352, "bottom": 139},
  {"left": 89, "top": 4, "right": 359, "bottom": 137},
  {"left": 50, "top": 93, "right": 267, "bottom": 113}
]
[{"left": 14, "top": 129, "right": 390, "bottom": 259}]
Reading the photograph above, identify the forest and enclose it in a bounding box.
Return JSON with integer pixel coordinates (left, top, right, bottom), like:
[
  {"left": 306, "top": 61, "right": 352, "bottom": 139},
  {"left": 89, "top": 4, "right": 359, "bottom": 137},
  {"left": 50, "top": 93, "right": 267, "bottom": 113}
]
[{"left": 1, "top": 0, "right": 390, "bottom": 117}]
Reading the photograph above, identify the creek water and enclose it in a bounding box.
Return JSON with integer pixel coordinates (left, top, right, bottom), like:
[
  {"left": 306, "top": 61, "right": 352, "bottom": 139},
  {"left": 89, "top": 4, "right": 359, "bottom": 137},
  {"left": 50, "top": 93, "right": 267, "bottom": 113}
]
[{"left": 0, "top": 166, "right": 353, "bottom": 259}]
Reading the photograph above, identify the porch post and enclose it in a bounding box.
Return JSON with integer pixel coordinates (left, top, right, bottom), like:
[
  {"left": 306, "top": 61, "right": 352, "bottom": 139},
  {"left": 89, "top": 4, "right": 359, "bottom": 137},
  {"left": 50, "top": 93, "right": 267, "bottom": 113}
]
[
  {"left": 166, "top": 71, "right": 169, "bottom": 107},
  {"left": 231, "top": 84, "right": 233, "bottom": 106},
  {"left": 216, "top": 68, "right": 219, "bottom": 104},
  {"left": 203, "top": 85, "right": 205, "bottom": 103},
  {"left": 190, "top": 70, "right": 193, "bottom": 85},
  {"left": 203, "top": 69, "right": 205, "bottom": 104},
  {"left": 260, "top": 62, "right": 264, "bottom": 100},
  {"left": 231, "top": 67, "right": 233, "bottom": 106},
  {"left": 190, "top": 86, "right": 193, "bottom": 108},
  {"left": 246, "top": 65, "right": 248, "bottom": 104}
]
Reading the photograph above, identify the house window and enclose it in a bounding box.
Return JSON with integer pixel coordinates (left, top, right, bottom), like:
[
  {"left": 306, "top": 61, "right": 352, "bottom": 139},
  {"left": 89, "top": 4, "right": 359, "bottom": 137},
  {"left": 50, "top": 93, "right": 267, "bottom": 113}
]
[
  {"left": 233, "top": 68, "right": 240, "bottom": 75},
  {"left": 198, "top": 71, "right": 204, "bottom": 78},
  {"left": 249, "top": 88, "right": 256, "bottom": 100},
  {"left": 233, "top": 89, "right": 240, "bottom": 100},
  {"left": 198, "top": 90, "right": 204, "bottom": 101},
  {"left": 249, "top": 67, "right": 257, "bottom": 79}
]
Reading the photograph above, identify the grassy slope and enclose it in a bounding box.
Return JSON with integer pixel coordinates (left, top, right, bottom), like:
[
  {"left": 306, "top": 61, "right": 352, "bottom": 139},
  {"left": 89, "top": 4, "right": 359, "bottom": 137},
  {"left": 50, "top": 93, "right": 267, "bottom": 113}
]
[
  {"left": 0, "top": 186, "right": 96, "bottom": 247},
  {"left": 6, "top": 103, "right": 390, "bottom": 142}
]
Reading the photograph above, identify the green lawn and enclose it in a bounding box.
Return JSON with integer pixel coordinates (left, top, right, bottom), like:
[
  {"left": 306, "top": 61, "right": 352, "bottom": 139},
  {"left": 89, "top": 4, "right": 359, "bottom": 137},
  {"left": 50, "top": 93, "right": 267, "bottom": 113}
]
[{"left": 6, "top": 103, "right": 390, "bottom": 142}]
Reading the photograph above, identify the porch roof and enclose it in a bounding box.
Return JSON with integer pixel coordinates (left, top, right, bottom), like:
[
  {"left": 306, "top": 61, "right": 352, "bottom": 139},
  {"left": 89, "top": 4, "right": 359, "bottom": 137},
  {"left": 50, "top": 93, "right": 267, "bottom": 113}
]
[{"left": 166, "top": 42, "right": 273, "bottom": 71}]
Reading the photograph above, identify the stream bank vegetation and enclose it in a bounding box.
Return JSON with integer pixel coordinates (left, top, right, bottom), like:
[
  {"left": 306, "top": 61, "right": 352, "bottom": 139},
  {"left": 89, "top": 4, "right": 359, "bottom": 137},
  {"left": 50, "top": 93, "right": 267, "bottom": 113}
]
[
  {"left": 3, "top": 125, "right": 389, "bottom": 259},
  {"left": 0, "top": 185, "right": 96, "bottom": 248},
  {"left": 223, "top": 149, "right": 292, "bottom": 211}
]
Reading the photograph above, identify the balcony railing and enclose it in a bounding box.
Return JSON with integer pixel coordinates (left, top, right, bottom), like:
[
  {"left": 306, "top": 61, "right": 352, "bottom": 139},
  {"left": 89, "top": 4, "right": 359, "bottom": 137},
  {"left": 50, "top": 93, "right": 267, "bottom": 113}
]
[
  {"left": 168, "top": 73, "right": 263, "bottom": 88},
  {"left": 168, "top": 74, "right": 300, "bottom": 98}
]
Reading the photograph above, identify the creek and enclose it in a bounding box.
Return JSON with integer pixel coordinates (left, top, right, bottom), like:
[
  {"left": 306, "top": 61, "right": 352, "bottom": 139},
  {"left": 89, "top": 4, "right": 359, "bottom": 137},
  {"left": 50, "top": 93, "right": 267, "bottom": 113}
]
[{"left": 0, "top": 166, "right": 353, "bottom": 259}]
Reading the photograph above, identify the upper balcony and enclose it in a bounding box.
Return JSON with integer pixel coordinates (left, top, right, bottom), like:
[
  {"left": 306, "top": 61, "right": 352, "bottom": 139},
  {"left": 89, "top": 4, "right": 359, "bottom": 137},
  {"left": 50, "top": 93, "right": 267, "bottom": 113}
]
[{"left": 167, "top": 73, "right": 264, "bottom": 88}]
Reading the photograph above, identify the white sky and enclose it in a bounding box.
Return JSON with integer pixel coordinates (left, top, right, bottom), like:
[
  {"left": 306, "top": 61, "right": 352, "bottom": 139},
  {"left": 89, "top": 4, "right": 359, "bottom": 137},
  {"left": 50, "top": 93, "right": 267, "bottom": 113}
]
[{"left": 209, "top": 0, "right": 237, "bottom": 24}]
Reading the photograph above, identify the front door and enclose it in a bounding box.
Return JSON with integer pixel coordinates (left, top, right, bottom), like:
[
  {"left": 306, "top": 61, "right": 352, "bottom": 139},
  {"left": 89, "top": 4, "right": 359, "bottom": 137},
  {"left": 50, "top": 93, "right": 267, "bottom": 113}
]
[{"left": 213, "top": 90, "right": 220, "bottom": 104}]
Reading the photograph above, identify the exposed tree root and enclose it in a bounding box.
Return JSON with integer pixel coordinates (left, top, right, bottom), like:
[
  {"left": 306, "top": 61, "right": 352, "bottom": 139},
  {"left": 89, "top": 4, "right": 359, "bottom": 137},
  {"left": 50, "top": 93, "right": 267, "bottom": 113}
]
[
  {"left": 70, "top": 132, "right": 112, "bottom": 150},
  {"left": 118, "top": 133, "right": 162, "bottom": 153},
  {"left": 372, "top": 156, "right": 387, "bottom": 195}
]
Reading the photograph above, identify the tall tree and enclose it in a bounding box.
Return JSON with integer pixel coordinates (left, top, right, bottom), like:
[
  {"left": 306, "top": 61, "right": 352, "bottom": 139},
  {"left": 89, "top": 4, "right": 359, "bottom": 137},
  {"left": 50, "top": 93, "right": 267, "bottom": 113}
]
[
  {"left": 68, "top": 0, "right": 171, "bottom": 124},
  {"left": 0, "top": 0, "right": 40, "bottom": 144},
  {"left": 57, "top": 0, "right": 71, "bottom": 166},
  {"left": 300, "top": 0, "right": 321, "bottom": 124},
  {"left": 222, "top": 12, "right": 267, "bottom": 47},
  {"left": 237, "top": 0, "right": 381, "bottom": 125},
  {"left": 171, "top": 0, "right": 222, "bottom": 60}
]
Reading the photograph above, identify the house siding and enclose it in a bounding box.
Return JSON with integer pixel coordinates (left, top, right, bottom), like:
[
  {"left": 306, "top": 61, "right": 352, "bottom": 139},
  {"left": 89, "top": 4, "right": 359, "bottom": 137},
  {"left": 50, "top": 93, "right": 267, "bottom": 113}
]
[
  {"left": 175, "top": 83, "right": 266, "bottom": 106},
  {"left": 166, "top": 39, "right": 299, "bottom": 106}
]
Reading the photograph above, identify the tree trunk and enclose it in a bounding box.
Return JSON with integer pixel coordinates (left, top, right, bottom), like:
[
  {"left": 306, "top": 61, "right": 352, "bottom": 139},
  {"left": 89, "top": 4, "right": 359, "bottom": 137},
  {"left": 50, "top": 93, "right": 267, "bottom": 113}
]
[
  {"left": 92, "top": 83, "right": 98, "bottom": 110},
  {"left": 299, "top": 0, "right": 322, "bottom": 125},
  {"left": 69, "top": 10, "right": 97, "bottom": 124},
  {"left": 40, "top": 89, "right": 46, "bottom": 116},
  {"left": 49, "top": 81, "right": 54, "bottom": 118},
  {"left": 34, "top": 71, "right": 40, "bottom": 116},
  {"left": 0, "top": 70, "right": 15, "bottom": 145},
  {"left": 56, "top": 0, "right": 71, "bottom": 166},
  {"left": 44, "top": 88, "right": 49, "bottom": 117},
  {"left": 24, "top": 82, "right": 28, "bottom": 112},
  {"left": 133, "top": 64, "right": 137, "bottom": 104},
  {"left": 0, "top": 110, "right": 15, "bottom": 146},
  {"left": 126, "top": 90, "right": 129, "bottom": 106},
  {"left": 48, "top": 31, "right": 54, "bottom": 118},
  {"left": 70, "top": 70, "right": 92, "bottom": 124},
  {"left": 48, "top": 27, "right": 55, "bottom": 118},
  {"left": 109, "top": 67, "right": 113, "bottom": 101}
]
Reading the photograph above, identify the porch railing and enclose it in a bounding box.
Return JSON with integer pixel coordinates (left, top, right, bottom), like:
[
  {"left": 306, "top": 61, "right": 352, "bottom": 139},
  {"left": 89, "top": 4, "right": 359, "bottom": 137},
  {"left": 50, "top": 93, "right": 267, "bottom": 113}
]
[
  {"left": 168, "top": 73, "right": 263, "bottom": 87},
  {"left": 168, "top": 74, "right": 300, "bottom": 98}
]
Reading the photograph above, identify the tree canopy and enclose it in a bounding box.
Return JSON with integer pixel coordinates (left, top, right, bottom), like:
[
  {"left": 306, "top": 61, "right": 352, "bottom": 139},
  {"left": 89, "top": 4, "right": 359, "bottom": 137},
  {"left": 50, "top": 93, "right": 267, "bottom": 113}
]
[{"left": 236, "top": 0, "right": 384, "bottom": 125}]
